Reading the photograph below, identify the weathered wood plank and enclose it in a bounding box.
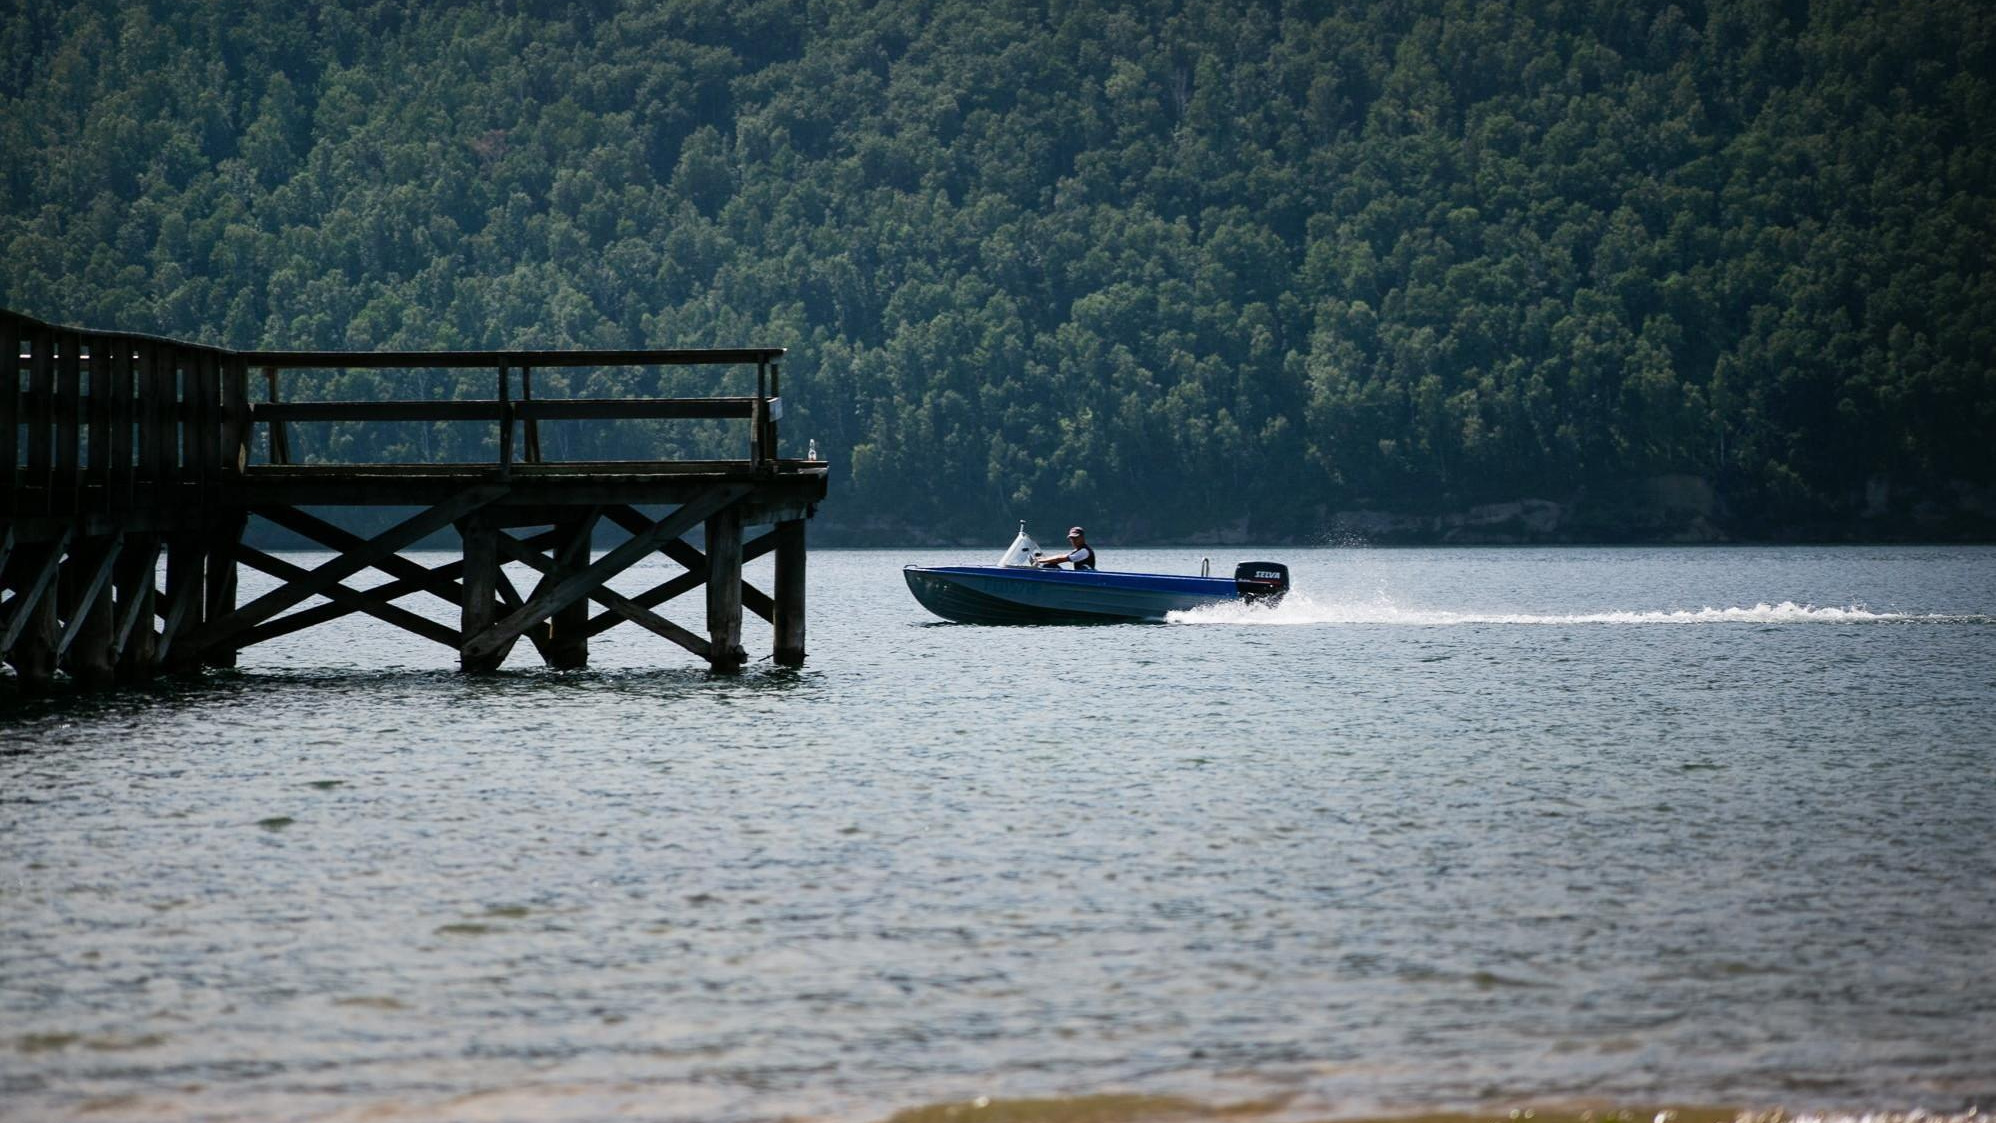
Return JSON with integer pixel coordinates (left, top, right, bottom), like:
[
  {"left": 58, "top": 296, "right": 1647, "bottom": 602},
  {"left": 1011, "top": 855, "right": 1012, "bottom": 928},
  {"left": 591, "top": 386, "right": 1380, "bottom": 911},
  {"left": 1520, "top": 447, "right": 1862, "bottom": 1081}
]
[
  {"left": 1, "top": 530, "right": 70, "bottom": 652},
  {"left": 496, "top": 534, "right": 710, "bottom": 659},
  {"left": 203, "top": 514, "right": 245, "bottom": 667},
  {"left": 254, "top": 400, "right": 509, "bottom": 423},
  {"left": 458, "top": 514, "right": 503, "bottom": 671},
  {"left": 137, "top": 343, "right": 170, "bottom": 484},
  {"left": 233, "top": 544, "right": 461, "bottom": 649},
  {"left": 251, "top": 505, "right": 483, "bottom": 608},
  {"left": 55, "top": 536, "right": 122, "bottom": 665},
  {"left": 221, "top": 355, "right": 250, "bottom": 474},
  {"left": 107, "top": 339, "right": 135, "bottom": 505},
  {"left": 1, "top": 538, "right": 64, "bottom": 689},
  {"left": 655, "top": 524, "right": 774, "bottom": 620},
  {"left": 113, "top": 537, "right": 162, "bottom": 663},
  {"left": 705, "top": 502, "right": 744, "bottom": 673},
  {"left": 581, "top": 568, "right": 706, "bottom": 638},
  {"left": 514, "top": 398, "right": 759, "bottom": 422},
  {"left": 196, "top": 484, "right": 507, "bottom": 651},
  {"left": 23, "top": 328, "right": 55, "bottom": 503},
  {"left": 773, "top": 518, "right": 806, "bottom": 666},
  {"left": 463, "top": 484, "right": 748, "bottom": 662},
  {"left": 588, "top": 510, "right": 780, "bottom": 631},
  {"left": 605, "top": 508, "right": 780, "bottom": 565},
  {"left": 84, "top": 340, "right": 111, "bottom": 487},
  {"left": 0, "top": 315, "right": 19, "bottom": 501},
  {"left": 765, "top": 362, "right": 781, "bottom": 467},
  {"left": 231, "top": 556, "right": 466, "bottom": 648},
  {"left": 262, "top": 366, "right": 291, "bottom": 465},
  {"left": 251, "top": 507, "right": 561, "bottom": 627},
  {"left": 241, "top": 347, "right": 784, "bottom": 369},
  {"left": 191, "top": 350, "right": 219, "bottom": 487},
  {"left": 497, "top": 364, "right": 513, "bottom": 474},
  {"left": 155, "top": 535, "right": 204, "bottom": 670},
  {"left": 543, "top": 511, "right": 595, "bottom": 668},
  {"left": 226, "top": 464, "right": 827, "bottom": 515},
  {"left": 520, "top": 366, "right": 541, "bottom": 465},
  {"left": 252, "top": 396, "right": 760, "bottom": 426},
  {"left": 54, "top": 332, "right": 82, "bottom": 501}
]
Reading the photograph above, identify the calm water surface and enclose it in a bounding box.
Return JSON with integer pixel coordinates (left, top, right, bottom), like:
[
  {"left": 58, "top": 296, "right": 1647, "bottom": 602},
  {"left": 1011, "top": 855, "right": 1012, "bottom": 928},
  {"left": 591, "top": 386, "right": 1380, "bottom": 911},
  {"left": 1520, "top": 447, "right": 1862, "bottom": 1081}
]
[{"left": 3, "top": 545, "right": 1993, "bottom": 1122}]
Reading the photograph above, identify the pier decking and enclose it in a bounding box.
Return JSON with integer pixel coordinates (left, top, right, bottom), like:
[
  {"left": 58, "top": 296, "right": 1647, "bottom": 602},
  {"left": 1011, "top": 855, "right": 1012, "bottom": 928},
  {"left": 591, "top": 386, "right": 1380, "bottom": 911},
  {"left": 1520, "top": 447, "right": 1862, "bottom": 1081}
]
[{"left": 0, "top": 308, "right": 827, "bottom": 690}]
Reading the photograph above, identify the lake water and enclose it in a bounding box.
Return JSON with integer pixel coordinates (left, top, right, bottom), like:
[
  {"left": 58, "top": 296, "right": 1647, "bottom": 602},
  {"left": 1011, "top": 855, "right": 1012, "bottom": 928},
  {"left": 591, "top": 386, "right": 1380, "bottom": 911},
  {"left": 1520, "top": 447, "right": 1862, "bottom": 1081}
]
[{"left": 3, "top": 544, "right": 1994, "bottom": 1122}]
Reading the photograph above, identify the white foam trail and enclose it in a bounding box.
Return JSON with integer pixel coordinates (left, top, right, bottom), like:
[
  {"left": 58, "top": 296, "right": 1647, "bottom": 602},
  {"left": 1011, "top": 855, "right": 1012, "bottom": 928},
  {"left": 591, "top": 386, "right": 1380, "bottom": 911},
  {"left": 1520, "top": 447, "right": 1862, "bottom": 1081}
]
[
  {"left": 1166, "top": 592, "right": 1991, "bottom": 626},
  {"left": 1739, "top": 1112, "right": 1990, "bottom": 1123}
]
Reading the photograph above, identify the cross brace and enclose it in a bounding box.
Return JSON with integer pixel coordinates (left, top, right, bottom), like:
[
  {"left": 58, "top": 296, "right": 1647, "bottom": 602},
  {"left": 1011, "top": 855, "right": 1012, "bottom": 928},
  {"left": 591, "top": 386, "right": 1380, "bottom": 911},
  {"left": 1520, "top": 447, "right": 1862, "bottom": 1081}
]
[
  {"left": 190, "top": 485, "right": 506, "bottom": 656},
  {"left": 461, "top": 484, "right": 748, "bottom": 663}
]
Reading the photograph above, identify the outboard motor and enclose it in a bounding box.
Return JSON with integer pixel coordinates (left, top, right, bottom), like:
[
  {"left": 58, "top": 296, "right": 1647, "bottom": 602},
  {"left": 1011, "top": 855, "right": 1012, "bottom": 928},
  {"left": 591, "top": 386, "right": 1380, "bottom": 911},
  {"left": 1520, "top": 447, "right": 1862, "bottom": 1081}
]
[{"left": 1233, "top": 561, "right": 1290, "bottom": 605}]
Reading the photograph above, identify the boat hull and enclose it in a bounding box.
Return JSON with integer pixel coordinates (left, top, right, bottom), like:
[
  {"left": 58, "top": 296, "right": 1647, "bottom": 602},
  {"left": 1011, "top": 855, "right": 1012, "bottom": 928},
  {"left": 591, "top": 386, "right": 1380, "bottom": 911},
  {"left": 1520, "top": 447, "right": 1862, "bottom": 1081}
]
[{"left": 903, "top": 565, "right": 1242, "bottom": 624}]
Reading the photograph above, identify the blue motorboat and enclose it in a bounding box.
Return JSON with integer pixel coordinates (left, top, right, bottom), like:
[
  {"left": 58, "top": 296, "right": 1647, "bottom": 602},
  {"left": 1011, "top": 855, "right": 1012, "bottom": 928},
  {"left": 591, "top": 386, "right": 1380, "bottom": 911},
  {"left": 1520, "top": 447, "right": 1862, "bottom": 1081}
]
[{"left": 904, "top": 524, "right": 1289, "bottom": 624}]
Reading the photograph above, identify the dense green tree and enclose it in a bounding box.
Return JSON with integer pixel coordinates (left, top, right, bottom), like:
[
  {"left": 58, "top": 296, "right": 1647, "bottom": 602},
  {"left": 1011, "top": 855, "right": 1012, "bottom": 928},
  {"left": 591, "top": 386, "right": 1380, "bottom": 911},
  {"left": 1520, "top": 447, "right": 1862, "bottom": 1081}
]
[{"left": 3, "top": 0, "right": 1991, "bottom": 540}]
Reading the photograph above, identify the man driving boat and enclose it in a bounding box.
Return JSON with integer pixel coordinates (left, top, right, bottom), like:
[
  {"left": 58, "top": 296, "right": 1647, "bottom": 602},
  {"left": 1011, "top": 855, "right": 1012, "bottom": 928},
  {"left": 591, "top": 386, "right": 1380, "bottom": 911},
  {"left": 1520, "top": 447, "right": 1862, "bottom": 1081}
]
[{"left": 1035, "top": 527, "right": 1097, "bottom": 570}]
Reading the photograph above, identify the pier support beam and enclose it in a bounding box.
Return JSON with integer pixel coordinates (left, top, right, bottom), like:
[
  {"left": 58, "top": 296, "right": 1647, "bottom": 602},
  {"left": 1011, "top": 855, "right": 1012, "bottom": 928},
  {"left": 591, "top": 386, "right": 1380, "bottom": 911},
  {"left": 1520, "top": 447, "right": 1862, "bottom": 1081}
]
[
  {"left": 705, "top": 505, "right": 745, "bottom": 674},
  {"left": 458, "top": 515, "right": 505, "bottom": 673},
  {"left": 543, "top": 514, "right": 595, "bottom": 669},
  {"left": 2, "top": 539, "right": 65, "bottom": 692},
  {"left": 203, "top": 516, "right": 245, "bottom": 667},
  {"left": 114, "top": 536, "right": 160, "bottom": 683},
  {"left": 773, "top": 518, "right": 806, "bottom": 667},
  {"left": 58, "top": 537, "right": 120, "bottom": 689},
  {"left": 159, "top": 534, "right": 206, "bottom": 674}
]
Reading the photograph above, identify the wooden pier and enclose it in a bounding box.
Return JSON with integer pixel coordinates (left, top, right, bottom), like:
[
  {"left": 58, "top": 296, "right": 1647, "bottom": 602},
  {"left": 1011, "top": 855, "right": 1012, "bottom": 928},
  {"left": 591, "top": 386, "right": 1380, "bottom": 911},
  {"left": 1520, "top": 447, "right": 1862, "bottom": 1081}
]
[{"left": 0, "top": 307, "right": 827, "bottom": 691}]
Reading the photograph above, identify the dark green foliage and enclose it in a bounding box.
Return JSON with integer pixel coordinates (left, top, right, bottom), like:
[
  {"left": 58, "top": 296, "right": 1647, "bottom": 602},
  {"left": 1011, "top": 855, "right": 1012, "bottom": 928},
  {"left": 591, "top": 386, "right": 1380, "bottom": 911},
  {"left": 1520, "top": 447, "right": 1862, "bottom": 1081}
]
[{"left": 4, "top": 0, "right": 1992, "bottom": 539}]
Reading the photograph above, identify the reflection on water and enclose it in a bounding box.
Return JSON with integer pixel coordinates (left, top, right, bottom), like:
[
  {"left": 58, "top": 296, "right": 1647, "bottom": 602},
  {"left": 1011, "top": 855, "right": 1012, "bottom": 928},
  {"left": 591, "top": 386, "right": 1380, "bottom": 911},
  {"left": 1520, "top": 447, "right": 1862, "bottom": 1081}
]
[{"left": 3, "top": 546, "right": 1994, "bottom": 1122}]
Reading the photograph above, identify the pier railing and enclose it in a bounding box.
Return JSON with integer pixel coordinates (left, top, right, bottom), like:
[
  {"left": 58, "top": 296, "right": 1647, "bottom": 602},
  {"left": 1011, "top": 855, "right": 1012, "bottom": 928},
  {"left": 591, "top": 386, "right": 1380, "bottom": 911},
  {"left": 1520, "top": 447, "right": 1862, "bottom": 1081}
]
[
  {"left": 247, "top": 346, "right": 785, "bottom": 472},
  {"left": 3, "top": 308, "right": 789, "bottom": 520},
  {"left": 1, "top": 309, "right": 248, "bottom": 520}
]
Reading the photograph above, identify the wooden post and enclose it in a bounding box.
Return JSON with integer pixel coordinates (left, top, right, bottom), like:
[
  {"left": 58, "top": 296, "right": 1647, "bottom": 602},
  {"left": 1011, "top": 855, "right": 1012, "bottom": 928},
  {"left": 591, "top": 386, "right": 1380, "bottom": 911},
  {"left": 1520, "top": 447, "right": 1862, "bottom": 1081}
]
[
  {"left": 4, "top": 542, "right": 63, "bottom": 691},
  {"left": 0, "top": 314, "right": 19, "bottom": 505},
  {"left": 543, "top": 513, "right": 594, "bottom": 669},
  {"left": 263, "top": 366, "right": 290, "bottom": 465},
  {"left": 752, "top": 360, "right": 766, "bottom": 469},
  {"left": 115, "top": 535, "right": 160, "bottom": 682},
  {"left": 59, "top": 536, "right": 119, "bottom": 688},
  {"left": 85, "top": 339, "right": 111, "bottom": 495},
  {"left": 773, "top": 517, "right": 806, "bottom": 667},
  {"left": 107, "top": 339, "right": 135, "bottom": 510},
  {"left": 154, "top": 348, "right": 182, "bottom": 513},
  {"left": 520, "top": 366, "right": 542, "bottom": 464},
  {"left": 767, "top": 362, "right": 781, "bottom": 462},
  {"left": 180, "top": 349, "right": 205, "bottom": 496},
  {"left": 496, "top": 364, "right": 513, "bottom": 475},
  {"left": 191, "top": 350, "right": 218, "bottom": 493},
  {"left": 459, "top": 514, "right": 504, "bottom": 672},
  {"left": 54, "top": 331, "right": 81, "bottom": 505},
  {"left": 705, "top": 503, "right": 745, "bottom": 673},
  {"left": 221, "top": 356, "right": 249, "bottom": 475},
  {"left": 137, "top": 344, "right": 167, "bottom": 492},
  {"left": 203, "top": 514, "right": 245, "bottom": 667},
  {"left": 25, "top": 328, "right": 53, "bottom": 511},
  {"left": 159, "top": 533, "right": 205, "bottom": 673}
]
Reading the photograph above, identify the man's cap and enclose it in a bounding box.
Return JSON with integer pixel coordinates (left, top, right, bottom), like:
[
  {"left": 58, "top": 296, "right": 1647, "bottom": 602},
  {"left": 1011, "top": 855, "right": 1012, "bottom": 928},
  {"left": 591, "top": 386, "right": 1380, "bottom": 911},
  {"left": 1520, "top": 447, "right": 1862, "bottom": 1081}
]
[{"left": 1068, "top": 526, "right": 1085, "bottom": 536}]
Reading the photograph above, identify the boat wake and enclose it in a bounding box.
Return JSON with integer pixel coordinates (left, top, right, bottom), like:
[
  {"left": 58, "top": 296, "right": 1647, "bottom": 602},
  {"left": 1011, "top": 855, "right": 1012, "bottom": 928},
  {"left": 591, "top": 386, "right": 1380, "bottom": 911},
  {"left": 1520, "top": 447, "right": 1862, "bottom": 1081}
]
[{"left": 1166, "top": 593, "right": 1995, "bottom": 626}]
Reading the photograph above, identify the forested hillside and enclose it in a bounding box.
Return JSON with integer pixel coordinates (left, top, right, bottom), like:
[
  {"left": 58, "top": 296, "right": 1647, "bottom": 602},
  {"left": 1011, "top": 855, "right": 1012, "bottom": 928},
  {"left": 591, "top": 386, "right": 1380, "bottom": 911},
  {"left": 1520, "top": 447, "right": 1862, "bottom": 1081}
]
[{"left": 4, "top": 0, "right": 1993, "bottom": 541}]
